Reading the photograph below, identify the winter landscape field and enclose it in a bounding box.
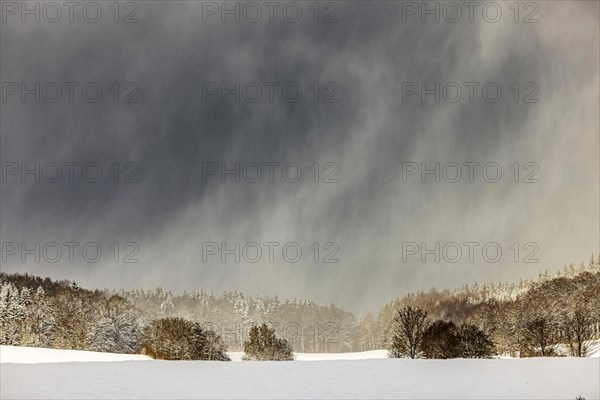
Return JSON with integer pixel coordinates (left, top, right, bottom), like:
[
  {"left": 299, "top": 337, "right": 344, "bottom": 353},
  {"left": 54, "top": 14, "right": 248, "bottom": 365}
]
[
  {"left": 2, "top": 345, "right": 598, "bottom": 399},
  {"left": 2, "top": 1, "right": 599, "bottom": 399}
]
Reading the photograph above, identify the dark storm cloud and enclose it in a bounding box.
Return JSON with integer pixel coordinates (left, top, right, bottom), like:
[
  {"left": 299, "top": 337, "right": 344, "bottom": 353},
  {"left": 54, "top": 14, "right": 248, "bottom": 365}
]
[{"left": 1, "top": 1, "right": 598, "bottom": 314}]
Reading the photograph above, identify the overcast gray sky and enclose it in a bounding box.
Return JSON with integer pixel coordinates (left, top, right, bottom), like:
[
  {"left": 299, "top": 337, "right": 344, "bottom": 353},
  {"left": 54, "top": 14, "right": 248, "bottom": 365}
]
[{"left": 1, "top": 1, "right": 598, "bottom": 314}]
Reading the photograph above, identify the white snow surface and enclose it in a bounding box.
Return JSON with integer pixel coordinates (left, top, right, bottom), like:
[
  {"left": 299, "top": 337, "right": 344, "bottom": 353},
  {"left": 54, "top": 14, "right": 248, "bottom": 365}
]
[
  {"left": 1, "top": 346, "right": 598, "bottom": 399},
  {"left": 0, "top": 345, "right": 151, "bottom": 363},
  {"left": 226, "top": 349, "right": 388, "bottom": 361}
]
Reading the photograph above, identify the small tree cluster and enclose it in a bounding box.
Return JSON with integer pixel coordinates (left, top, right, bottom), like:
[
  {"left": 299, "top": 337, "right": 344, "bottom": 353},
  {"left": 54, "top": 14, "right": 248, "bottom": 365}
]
[
  {"left": 140, "top": 317, "right": 229, "bottom": 361},
  {"left": 378, "top": 259, "right": 600, "bottom": 358},
  {"left": 388, "top": 307, "right": 494, "bottom": 359},
  {"left": 243, "top": 324, "right": 293, "bottom": 361}
]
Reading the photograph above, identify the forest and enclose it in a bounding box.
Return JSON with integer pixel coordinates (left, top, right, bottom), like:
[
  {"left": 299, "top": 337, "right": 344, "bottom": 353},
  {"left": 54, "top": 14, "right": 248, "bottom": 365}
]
[{"left": 1, "top": 256, "right": 599, "bottom": 359}]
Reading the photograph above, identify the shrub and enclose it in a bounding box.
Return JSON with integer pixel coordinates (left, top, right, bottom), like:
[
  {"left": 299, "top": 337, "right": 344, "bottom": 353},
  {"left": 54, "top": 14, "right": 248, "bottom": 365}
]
[
  {"left": 140, "top": 317, "right": 229, "bottom": 361},
  {"left": 420, "top": 320, "right": 460, "bottom": 359},
  {"left": 418, "top": 319, "right": 494, "bottom": 359},
  {"left": 243, "top": 324, "right": 293, "bottom": 361}
]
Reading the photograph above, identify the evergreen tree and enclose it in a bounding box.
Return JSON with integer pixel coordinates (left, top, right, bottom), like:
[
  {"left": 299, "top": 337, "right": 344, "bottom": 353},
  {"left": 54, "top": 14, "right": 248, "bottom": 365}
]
[
  {"left": 0, "top": 282, "right": 27, "bottom": 345},
  {"left": 243, "top": 324, "right": 293, "bottom": 361},
  {"left": 191, "top": 324, "right": 230, "bottom": 361}
]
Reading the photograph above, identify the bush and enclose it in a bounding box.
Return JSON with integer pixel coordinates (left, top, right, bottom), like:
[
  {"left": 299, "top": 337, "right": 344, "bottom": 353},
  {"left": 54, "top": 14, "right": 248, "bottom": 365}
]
[
  {"left": 140, "top": 317, "right": 229, "bottom": 361},
  {"left": 417, "top": 319, "right": 494, "bottom": 359},
  {"left": 420, "top": 320, "right": 460, "bottom": 359},
  {"left": 243, "top": 324, "right": 293, "bottom": 361}
]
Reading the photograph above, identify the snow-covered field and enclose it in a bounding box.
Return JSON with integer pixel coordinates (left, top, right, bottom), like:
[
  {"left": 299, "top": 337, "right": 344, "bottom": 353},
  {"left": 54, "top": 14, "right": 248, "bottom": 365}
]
[
  {"left": 0, "top": 346, "right": 387, "bottom": 364},
  {"left": 226, "top": 349, "right": 388, "bottom": 362},
  {"left": 1, "top": 346, "right": 598, "bottom": 399},
  {"left": 0, "top": 345, "right": 152, "bottom": 363}
]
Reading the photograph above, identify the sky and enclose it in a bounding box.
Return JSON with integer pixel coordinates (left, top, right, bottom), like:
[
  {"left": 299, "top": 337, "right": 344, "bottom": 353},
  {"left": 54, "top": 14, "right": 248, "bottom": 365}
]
[{"left": 1, "top": 1, "right": 598, "bottom": 315}]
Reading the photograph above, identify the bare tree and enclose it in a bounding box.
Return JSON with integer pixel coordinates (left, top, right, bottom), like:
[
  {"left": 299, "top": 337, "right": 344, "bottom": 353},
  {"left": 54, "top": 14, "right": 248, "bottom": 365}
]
[
  {"left": 562, "top": 306, "right": 595, "bottom": 357},
  {"left": 388, "top": 306, "right": 428, "bottom": 359},
  {"left": 523, "top": 316, "right": 556, "bottom": 357}
]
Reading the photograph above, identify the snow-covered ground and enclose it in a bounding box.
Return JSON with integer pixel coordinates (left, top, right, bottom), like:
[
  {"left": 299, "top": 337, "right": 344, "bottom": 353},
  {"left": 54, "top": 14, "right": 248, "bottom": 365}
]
[
  {"left": 0, "top": 347, "right": 388, "bottom": 363},
  {"left": 226, "top": 349, "right": 388, "bottom": 362},
  {"left": 0, "top": 345, "right": 152, "bottom": 363},
  {"left": 1, "top": 346, "right": 598, "bottom": 399}
]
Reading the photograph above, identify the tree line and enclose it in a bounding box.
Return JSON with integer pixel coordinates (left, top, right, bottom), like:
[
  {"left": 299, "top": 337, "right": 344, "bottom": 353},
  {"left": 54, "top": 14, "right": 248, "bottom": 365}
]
[
  {"left": 1, "top": 256, "right": 599, "bottom": 359},
  {"left": 377, "top": 258, "right": 600, "bottom": 358}
]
